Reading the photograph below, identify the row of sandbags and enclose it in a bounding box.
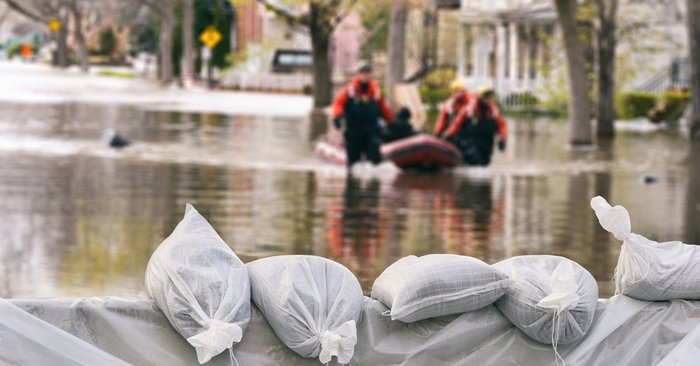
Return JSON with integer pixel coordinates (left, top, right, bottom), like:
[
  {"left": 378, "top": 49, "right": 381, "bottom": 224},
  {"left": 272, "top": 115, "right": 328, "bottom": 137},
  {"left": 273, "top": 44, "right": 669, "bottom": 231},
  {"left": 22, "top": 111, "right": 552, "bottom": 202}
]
[{"left": 144, "top": 197, "right": 700, "bottom": 365}]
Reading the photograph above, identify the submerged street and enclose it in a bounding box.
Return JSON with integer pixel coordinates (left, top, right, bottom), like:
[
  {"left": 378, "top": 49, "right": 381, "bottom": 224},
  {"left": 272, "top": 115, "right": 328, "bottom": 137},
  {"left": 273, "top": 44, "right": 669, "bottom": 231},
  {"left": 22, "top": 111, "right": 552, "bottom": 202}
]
[{"left": 0, "top": 63, "right": 697, "bottom": 298}]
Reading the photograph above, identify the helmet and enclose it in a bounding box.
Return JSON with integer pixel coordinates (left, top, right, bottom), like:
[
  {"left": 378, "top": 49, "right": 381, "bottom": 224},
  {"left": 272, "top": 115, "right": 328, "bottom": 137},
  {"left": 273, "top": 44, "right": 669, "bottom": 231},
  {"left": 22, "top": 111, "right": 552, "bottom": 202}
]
[
  {"left": 477, "top": 86, "right": 495, "bottom": 98},
  {"left": 355, "top": 60, "right": 372, "bottom": 73},
  {"left": 449, "top": 79, "right": 466, "bottom": 92}
]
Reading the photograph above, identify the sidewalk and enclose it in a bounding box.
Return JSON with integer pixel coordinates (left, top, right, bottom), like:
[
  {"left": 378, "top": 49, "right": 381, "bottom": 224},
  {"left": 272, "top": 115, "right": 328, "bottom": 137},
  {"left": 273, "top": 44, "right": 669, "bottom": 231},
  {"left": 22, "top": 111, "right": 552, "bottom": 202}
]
[{"left": 0, "top": 62, "right": 314, "bottom": 117}]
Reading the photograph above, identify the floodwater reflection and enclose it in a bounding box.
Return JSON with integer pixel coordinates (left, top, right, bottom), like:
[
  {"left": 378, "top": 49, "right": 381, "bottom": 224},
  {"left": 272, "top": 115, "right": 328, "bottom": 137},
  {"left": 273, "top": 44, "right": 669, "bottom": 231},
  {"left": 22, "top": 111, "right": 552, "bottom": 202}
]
[{"left": 0, "top": 101, "right": 697, "bottom": 298}]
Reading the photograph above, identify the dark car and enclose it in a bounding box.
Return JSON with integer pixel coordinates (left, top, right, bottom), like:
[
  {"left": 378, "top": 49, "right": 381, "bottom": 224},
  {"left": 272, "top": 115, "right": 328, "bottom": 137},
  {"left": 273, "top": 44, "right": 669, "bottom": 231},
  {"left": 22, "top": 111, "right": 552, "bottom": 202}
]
[{"left": 271, "top": 49, "right": 312, "bottom": 73}]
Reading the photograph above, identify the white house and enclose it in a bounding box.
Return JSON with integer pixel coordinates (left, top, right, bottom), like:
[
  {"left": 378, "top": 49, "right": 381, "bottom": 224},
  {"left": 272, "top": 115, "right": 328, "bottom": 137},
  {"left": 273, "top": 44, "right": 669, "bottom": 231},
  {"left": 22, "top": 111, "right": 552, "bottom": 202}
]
[{"left": 456, "top": 0, "right": 689, "bottom": 97}]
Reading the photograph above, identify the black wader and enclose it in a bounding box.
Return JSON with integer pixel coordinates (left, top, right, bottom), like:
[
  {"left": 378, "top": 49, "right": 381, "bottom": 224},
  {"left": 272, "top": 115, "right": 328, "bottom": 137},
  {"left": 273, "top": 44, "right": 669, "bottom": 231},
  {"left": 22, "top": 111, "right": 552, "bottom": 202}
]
[{"left": 344, "top": 96, "right": 382, "bottom": 167}]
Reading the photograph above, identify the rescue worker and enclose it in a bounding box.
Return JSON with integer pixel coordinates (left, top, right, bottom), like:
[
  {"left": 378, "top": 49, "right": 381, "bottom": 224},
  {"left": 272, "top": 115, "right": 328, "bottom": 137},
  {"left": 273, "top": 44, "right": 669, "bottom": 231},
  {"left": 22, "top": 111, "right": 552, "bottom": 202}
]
[
  {"left": 433, "top": 79, "right": 476, "bottom": 160},
  {"left": 332, "top": 61, "right": 394, "bottom": 168},
  {"left": 382, "top": 106, "right": 416, "bottom": 143},
  {"left": 461, "top": 86, "right": 507, "bottom": 166}
]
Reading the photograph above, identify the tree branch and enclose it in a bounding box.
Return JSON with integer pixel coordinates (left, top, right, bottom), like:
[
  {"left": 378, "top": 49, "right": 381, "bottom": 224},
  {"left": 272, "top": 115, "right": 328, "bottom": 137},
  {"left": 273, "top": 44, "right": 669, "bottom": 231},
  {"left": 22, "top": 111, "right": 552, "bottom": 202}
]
[
  {"left": 333, "top": 0, "right": 359, "bottom": 28},
  {"left": 257, "top": 0, "right": 308, "bottom": 25},
  {"left": 1, "top": 0, "right": 45, "bottom": 23}
]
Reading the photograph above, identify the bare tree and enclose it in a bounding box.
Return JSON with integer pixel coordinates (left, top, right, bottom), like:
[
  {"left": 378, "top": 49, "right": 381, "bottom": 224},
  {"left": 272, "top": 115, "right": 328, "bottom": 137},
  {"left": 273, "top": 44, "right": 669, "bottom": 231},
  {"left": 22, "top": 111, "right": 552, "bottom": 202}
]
[
  {"left": 689, "top": 0, "right": 700, "bottom": 141},
  {"left": 595, "top": 0, "right": 618, "bottom": 138},
  {"left": 67, "top": 0, "right": 88, "bottom": 73},
  {"left": 181, "top": 0, "right": 195, "bottom": 87},
  {"left": 385, "top": 0, "right": 408, "bottom": 105},
  {"left": 123, "top": 0, "right": 174, "bottom": 84},
  {"left": 259, "top": 0, "right": 358, "bottom": 108},
  {"left": 160, "top": 0, "right": 174, "bottom": 84},
  {"left": 554, "top": 0, "right": 593, "bottom": 145}
]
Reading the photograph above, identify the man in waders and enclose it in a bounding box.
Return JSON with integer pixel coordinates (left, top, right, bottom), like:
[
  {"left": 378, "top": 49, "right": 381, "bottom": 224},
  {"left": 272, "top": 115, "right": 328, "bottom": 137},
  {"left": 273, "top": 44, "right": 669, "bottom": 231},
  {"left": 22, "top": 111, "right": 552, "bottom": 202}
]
[
  {"left": 331, "top": 62, "right": 394, "bottom": 168},
  {"left": 433, "top": 80, "right": 476, "bottom": 159},
  {"left": 461, "top": 86, "right": 507, "bottom": 166}
]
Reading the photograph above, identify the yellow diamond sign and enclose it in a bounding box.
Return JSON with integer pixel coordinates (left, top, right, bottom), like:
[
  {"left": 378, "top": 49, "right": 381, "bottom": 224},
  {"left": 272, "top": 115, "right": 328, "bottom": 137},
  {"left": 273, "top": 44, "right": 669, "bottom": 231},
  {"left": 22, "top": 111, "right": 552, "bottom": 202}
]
[
  {"left": 48, "top": 18, "right": 62, "bottom": 33},
  {"left": 199, "top": 26, "right": 222, "bottom": 49}
]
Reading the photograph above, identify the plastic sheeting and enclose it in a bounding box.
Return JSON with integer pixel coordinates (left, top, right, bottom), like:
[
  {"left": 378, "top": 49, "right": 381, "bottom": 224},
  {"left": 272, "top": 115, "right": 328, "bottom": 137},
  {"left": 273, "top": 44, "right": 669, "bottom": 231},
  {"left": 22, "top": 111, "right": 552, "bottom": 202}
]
[
  {"left": 5, "top": 295, "right": 700, "bottom": 365},
  {"left": 0, "top": 298, "right": 129, "bottom": 366}
]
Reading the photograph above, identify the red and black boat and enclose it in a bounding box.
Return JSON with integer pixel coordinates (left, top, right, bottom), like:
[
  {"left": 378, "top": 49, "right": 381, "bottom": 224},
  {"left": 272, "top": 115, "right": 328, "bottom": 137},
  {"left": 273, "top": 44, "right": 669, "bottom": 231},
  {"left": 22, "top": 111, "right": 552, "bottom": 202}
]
[{"left": 315, "top": 134, "right": 463, "bottom": 170}]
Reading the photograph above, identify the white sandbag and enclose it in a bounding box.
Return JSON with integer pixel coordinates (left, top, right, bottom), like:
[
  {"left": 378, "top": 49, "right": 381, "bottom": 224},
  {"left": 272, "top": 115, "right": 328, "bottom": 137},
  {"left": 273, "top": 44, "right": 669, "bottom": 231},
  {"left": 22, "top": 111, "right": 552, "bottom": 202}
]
[
  {"left": 591, "top": 196, "right": 700, "bottom": 300},
  {"left": 371, "top": 254, "right": 510, "bottom": 322},
  {"left": 493, "top": 255, "right": 598, "bottom": 346},
  {"left": 145, "top": 204, "right": 251, "bottom": 364},
  {"left": 247, "top": 255, "right": 364, "bottom": 364}
]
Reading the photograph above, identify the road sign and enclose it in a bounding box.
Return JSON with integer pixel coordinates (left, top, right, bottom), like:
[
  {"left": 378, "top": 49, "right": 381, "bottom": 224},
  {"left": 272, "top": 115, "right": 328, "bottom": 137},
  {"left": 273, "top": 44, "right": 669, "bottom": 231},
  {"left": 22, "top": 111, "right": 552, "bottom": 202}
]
[
  {"left": 199, "top": 26, "right": 222, "bottom": 49},
  {"left": 48, "top": 18, "right": 62, "bottom": 33}
]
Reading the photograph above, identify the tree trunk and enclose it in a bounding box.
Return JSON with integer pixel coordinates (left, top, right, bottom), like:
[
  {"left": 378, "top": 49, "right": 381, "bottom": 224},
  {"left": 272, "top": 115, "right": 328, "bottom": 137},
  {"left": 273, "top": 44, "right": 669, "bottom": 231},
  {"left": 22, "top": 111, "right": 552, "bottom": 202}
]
[
  {"left": 160, "top": 0, "right": 174, "bottom": 84},
  {"left": 309, "top": 3, "right": 332, "bottom": 108},
  {"left": 56, "top": 5, "right": 69, "bottom": 68},
  {"left": 688, "top": 0, "right": 700, "bottom": 141},
  {"left": 71, "top": 2, "right": 89, "bottom": 73},
  {"left": 596, "top": 0, "right": 617, "bottom": 138},
  {"left": 181, "top": 0, "right": 195, "bottom": 87},
  {"left": 423, "top": 0, "right": 438, "bottom": 71},
  {"left": 686, "top": 143, "right": 700, "bottom": 243},
  {"left": 386, "top": 0, "right": 408, "bottom": 106},
  {"left": 554, "top": 0, "right": 592, "bottom": 145}
]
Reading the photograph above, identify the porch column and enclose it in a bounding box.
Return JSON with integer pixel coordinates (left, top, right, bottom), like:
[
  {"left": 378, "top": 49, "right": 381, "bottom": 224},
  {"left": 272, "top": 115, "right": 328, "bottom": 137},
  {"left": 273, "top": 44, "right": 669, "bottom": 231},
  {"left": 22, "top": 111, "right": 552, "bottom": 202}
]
[
  {"left": 496, "top": 21, "right": 507, "bottom": 95},
  {"left": 457, "top": 23, "right": 466, "bottom": 79},
  {"left": 472, "top": 24, "right": 481, "bottom": 80},
  {"left": 522, "top": 24, "right": 532, "bottom": 91},
  {"left": 509, "top": 22, "right": 518, "bottom": 86}
]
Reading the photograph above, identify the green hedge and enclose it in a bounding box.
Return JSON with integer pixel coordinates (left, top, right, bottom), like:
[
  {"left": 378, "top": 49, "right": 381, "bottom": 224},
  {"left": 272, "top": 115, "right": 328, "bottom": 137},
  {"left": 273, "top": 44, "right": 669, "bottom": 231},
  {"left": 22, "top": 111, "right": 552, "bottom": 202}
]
[
  {"left": 7, "top": 43, "right": 37, "bottom": 59},
  {"left": 616, "top": 92, "right": 657, "bottom": 120},
  {"left": 419, "top": 68, "right": 456, "bottom": 112},
  {"left": 419, "top": 87, "right": 451, "bottom": 113},
  {"left": 648, "top": 90, "right": 691, "bottom": 124}
]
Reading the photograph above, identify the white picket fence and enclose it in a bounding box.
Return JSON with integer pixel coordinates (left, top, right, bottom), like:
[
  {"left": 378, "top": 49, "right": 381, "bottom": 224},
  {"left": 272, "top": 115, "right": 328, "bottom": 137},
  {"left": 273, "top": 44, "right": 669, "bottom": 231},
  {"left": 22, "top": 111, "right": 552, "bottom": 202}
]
[{"left": 221, "top": 72, "right": 312, "bottom": 92}]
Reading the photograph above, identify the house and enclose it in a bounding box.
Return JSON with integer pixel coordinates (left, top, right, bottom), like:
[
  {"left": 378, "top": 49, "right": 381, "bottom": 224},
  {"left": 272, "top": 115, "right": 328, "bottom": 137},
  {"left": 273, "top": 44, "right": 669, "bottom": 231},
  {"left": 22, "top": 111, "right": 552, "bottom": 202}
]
[{"left": 453, "top": 0, "right": 689, "bottom": 98}]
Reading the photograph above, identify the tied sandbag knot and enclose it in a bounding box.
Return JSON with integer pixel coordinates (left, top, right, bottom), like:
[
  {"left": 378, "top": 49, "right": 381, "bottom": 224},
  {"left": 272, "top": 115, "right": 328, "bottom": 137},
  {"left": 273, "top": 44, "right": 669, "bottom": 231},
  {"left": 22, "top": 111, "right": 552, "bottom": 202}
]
[
  {"left": 537, "top": 261, "right": 581, "bottom": 366},
  {"left": 590, "top": 196, "right": 631, "bottom": 241},
  {"left": 187, "top": 319, "right": 242, "bottom": 364},
  {"left": 317, "top": 320, "right": 357, "bottom": 364}
]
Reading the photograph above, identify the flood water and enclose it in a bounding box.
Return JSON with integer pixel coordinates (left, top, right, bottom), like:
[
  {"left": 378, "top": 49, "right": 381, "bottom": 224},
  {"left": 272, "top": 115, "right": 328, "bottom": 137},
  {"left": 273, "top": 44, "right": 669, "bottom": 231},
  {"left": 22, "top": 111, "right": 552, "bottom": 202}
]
[{"left": 0, "top": 101, "right": 698, "bottom": 299}]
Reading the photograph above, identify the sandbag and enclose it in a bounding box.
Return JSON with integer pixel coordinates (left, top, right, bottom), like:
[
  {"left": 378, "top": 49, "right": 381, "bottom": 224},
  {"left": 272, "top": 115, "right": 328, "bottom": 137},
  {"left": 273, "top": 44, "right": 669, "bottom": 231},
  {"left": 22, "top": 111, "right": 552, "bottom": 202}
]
[
  {"left": 493, "top": 255, "right": 598, "bottom": 346},
  {"left": 145, "top": 204, "right": 251, "bottom": 364},
  {"left": 591, "top": 196, "right": 700, "bottom": 300},
  {"left": 371, "top": 254, "right": 510, "bottom": 322},
  {"left": 247, "top": 255, "right": 364, "bottom": 364}
]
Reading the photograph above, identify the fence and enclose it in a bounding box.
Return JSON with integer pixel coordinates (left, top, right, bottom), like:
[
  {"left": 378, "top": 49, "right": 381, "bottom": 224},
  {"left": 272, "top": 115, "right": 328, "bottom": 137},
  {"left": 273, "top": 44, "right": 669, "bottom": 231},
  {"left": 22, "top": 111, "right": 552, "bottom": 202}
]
[{"left": 638, "top": 57, "right": 691, "bottom": 94}]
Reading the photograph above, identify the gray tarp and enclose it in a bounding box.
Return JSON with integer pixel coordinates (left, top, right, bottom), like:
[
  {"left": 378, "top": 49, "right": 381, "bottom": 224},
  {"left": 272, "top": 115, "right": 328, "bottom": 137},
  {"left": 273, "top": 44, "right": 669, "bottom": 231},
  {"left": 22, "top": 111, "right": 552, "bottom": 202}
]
[{"left": 4, "top": 295, "right": 700, "bottom": 365}]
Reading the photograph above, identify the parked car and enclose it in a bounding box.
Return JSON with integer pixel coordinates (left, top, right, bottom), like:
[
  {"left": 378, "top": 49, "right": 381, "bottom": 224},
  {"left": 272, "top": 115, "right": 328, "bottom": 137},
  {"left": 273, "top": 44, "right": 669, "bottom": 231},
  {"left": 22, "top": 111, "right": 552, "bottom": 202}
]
[{"left": 271, "top": 49, "right": 312, "bottom": 73}]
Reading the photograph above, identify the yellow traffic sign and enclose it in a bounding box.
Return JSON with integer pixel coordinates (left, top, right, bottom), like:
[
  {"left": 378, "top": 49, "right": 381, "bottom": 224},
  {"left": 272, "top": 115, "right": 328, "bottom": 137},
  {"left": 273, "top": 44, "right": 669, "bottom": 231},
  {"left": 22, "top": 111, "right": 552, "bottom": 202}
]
[
  {"left": 199, "top": 26, "right": 222, "bottom": 49},
  {"left": 48, "top": 18, "right": 62, "bottom": 33}
]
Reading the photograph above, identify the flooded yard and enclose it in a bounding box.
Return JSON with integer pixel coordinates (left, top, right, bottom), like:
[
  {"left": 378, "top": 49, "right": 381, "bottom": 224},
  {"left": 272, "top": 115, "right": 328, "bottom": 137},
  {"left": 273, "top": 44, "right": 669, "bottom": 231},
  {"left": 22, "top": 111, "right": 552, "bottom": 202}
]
[{"left": 0, "top": 97, "right": 697, "bottom": 299}]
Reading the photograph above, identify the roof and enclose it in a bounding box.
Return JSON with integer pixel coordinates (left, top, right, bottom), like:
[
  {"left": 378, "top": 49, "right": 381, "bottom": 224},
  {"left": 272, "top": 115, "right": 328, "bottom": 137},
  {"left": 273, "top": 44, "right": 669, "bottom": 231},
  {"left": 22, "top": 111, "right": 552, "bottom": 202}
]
[{"left": 460, "top": 0, "right": 557, "bottom": 23}]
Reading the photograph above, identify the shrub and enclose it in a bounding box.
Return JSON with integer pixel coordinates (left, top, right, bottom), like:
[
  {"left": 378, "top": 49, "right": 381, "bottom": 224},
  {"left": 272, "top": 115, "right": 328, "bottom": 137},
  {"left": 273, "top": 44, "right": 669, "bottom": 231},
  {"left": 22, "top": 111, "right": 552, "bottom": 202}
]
[
  {"left": 7, "top": 43, "right": 37, "bottom": 59},
  {"left": 648, "top": 90, "right": 691, "bottom": 124},
  {"left": 419, "top": 86, "right": 451, "bottom": 113},
  {"left": 616, "top": 92, "right": 657, "bottom": 120},
  {"left": 422, "top": 68, "right": 456, "bottom": 90},
  {"left": 98, "top": 27, "right": 117, "bottom": 56},
  {"left": 420, "top": 68, "right": 456, "bottom": 112}
]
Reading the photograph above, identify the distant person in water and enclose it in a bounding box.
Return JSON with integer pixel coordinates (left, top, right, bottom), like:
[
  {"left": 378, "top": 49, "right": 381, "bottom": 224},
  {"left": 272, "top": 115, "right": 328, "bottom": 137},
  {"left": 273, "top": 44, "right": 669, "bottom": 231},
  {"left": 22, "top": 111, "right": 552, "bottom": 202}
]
[
  {"left": 382, "top": 107, "right": 416, "bottom": 143},
  {"left": 331, "top": 61, "right": 394, "bottom": 168},
  {"left": 102, "top": 129, "right": 130, "bottom": 148}
]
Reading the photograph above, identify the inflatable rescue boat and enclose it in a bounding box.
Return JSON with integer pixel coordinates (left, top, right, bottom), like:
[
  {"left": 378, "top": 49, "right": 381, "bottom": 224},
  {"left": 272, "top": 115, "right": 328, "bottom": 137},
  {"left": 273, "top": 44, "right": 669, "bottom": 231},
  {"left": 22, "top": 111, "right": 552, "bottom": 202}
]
[{"left": 315, "top": 134, "right": 463, "bottom": 169}]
